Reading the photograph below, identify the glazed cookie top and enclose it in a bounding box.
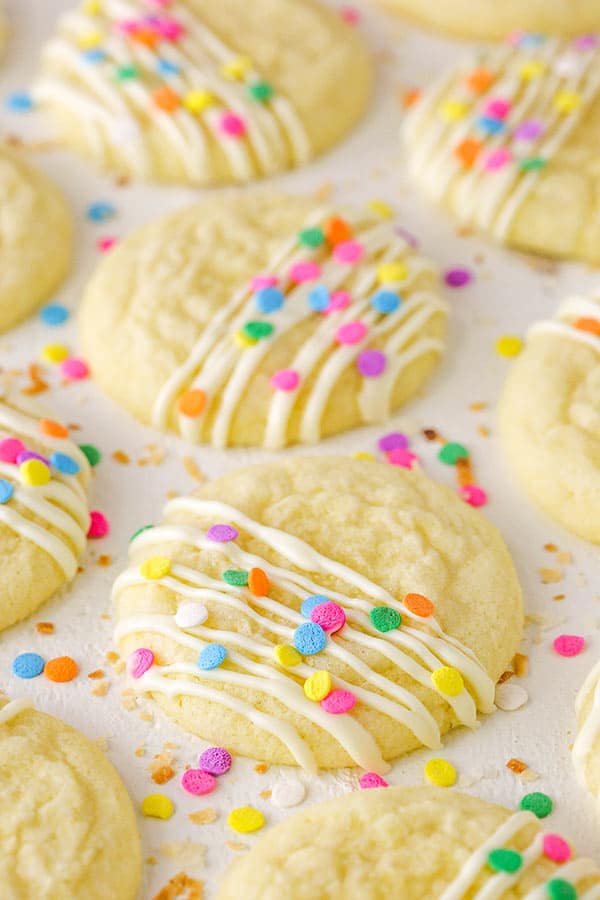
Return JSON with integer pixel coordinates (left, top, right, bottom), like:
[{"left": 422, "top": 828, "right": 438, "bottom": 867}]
[
  {"left": 113, "top": 457, "right": 523, "bottom": 772},
  {"left": 81, "top": 193, "right": 447, "bottom": 448},
  {"left": 404, "top": 32, "right": 600, "bottom": 261},
  {"left": 218, "top": 786, "right": 600, "bottom": 900},
  {"left": 0, "top": 697, "right": 142, "bottom": 900},
  {"left": 35, "top": 0, "right": 371, "bottom": 183}
]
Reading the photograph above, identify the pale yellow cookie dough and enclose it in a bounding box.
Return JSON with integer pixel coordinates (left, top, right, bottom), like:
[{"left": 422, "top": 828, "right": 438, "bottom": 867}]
[
  {"left": 499, "top": 294, "right": 600, "bottom": 544},
  {"left": 114, "top": 456, "right": 523, "bottom": 770},
  {"left": 218, "top": 786, "right": 598, "bottom": 900},
  {"left": 0, "top": 390, "right": 91, "bottom": 632},
  {"left": 379, "top": 0, "right": 600, "bottom": 40},
  {"left": 574, "top": 658, "right": 600, "bottom": 802},
  {"left": 403, "top": 35, "right": 600, "bottom": 264},
  {"left": 81, "top": 192, "right": 447, "bottom": 449},
  {"left": 35, "top": 0, "right": 371, "bottom": 185},
  {"left": 0, "top": 698, "right": 141, "bottom": 900},
  {"left": 0, "top": 145, "right": 72, "bottom": 332}
]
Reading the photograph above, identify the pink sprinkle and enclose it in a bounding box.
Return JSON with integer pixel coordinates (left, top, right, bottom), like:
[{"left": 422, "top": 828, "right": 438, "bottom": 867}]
[
  {"left": 387, "top": 448, "right": 418, "bottom": 469},
  {"left": 326, "top": 290, "right": 351, "bottom": 314},
  {"left": 150, "top": 15, "right": 184, "bottom": 40},
  {"left": 335, "top": 321, "right": 367, "bottom": 345},
  {"left": 97, "top": 236, "right": 117, "bottom": 253},
  {"left": 483, "top": 147, "right": 512, "bottom": 171},
  {"left": 218, "top": 112, "right": 246, "bottom": 137},
  {"left": 321, "top": 689, "right": 356, "bottom": 715},
  {"left": 0, "top": 437, "right": 24, "bottom": 463},
  {"left": 115, "top": 18, "right": 139, "bottom": 34},
  {"left": 181, "top": 768, "right": 217, "bottom": 796},
  {"left": 289, "top": 260, "right": 321, "bottom": 284},
  {"left": 310, "top": 601, "right": 346, "bottom": 633},
  {"left": 333, "top": 240, "right": 364, "bottom": 264},
  {"left": 198, "top": 746, "right": 232, "bottom": 775},
  {"left": 460, "top": 484, "right": 487, "bottom": 507},
  {"left": 61, "top": 357, "right": 89, "bottom": 381},
  {"left": 543, "top": 834, "right": 571, "bottom": 863},
  {"left": 484, "top": 97, "right": 511, "bottom": 119},
  {"left": 270, "top": 369, "right": 300, "bottom": 391},
  {"left": 207, "top": 524, "right": 239, "bottom": 543},
  {"left": 340, "top": 5, "right": 360, "bottom": 24},
  {"left": 359, "top": 772, "right": 388, "bottom": 789},
  {"left": 250, "top": 274, "right": 278, "bottom": 291},
  {"left": 357, "top": 349, "right": 386, "bottom": 378},
  {"left": 88, "top": 509, "right": 110, "bottom": 538},
  {"left": 127, "top": 647, "right": 154, "bottom": 679},
  {"left": 553, "top": 634, "right": 585, "bottom": 657}
]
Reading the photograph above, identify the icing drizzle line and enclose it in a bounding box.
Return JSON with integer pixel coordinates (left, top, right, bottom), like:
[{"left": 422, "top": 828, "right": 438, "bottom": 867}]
[
  {"left": 528, "top": 294, "right": 600, "bottom": 354},
  {"left": 0, "top": 697, "right": 33, "bottom": 726},
  {"left": 573, "top": 658, "right": 600, "bottom": 796}
]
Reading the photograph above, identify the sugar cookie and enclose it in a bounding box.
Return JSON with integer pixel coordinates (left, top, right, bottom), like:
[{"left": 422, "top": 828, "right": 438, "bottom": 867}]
[
  {"left": 574, "top": 658, "right": 600, "bottom": 803},
  {"left": 35, "top": 0, "right": 371, "bottom": 184},
  {"left": 218, "top": 785, "right": 599, "bottom": 900},
  {"left": 499, "top": 292, "right": 600, "bottom": 543},
  {"left": 81, "top": 192, "right": 447, "bottom": 448},
  {"left": 113, "top": 456, "right": 523, "bottom": 772},
  {"left": 0, "top": 697, "right": 141, "bottom": 900},
  {"left": 0, "top": 145, "right": 72, "bottom": 333},
  {"left": 403, "top": 33, "right": 600, "bottom": 264},
  {"left": 0, "top": 389, "right": 92, "bottom": 632}
]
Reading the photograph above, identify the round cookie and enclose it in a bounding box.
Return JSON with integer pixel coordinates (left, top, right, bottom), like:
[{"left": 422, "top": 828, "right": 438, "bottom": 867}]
[
  {"left": 113, "top": 456, "right": 523, "bottom": 772},
  {"left": 379, "top": 1, "right": 600, "bottom": 40},
  {"left": 0, "top": 145, "right": 72, "bottom": 332},
  {"left": 81, "top": 193, "right": 448, "bottom": 448},
  {"left": 0, "top": 697, "right": 141, "bottom": 900},
  {"left": 34, "top": 0, "right": 371, "bottom": 185},
  {"left": 218, "top": 785, "right": 599, "bottom": 900},
  {"left": 403, "top": 33, "right": 600, "bottom": 264},
  {"left": 498, "top": 293, "right": 600, "bottom": 543},
  {"left": 0, "top": 388, "right": 92, "bottom": 632},
  {"left": 573, "top": 658, "right": 600, "bottom": 802}
]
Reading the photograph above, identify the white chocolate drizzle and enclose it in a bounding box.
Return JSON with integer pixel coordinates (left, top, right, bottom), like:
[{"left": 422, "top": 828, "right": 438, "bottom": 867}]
[
  {"left": 573, "top": 658, "right": 600, "bottom": 797},
  {"left": 0, "top": 697, "right": 33, "bottom": 726},
  {"left": 528, "top": 294, "right": 600, "bottom": 353}
]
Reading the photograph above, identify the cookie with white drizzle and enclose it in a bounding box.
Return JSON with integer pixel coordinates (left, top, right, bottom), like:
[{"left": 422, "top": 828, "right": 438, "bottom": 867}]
[
  {"left": 0, "top": 389, "right": 92, "bottom": 632},
  {"left": 81, "top": 192, "right": 448, "bottom": 448},
  {"left": 113, "top": 456, "right": 523, "bottom": 772},
  {"left": 499, "top": 292, "right": 600, "bottom": 543},
  {"left": 574, "top": 658, "right": 600, "bottom": 804},
  {"left": 34, "top": 0, "right": 371, "bottom": 184},
  {"left": 218, "top": 785, "right": 599, "bottom": 900},
  {"left": 403, "top": 32, "right": 600, "bottom": 264}
]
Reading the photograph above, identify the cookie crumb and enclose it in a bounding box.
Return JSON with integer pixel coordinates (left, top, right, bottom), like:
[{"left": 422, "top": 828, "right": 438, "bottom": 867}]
[
  {"left": 506, "top": 757, "right": 527, "bottom": 774},
  {"left": 36, "top": 621, "right": 54, "bottom": 634},
  {"left": 152, "top": 872, "right": 203, "bottom": 900},
  {"left": 183, "top": 456, "right": 206, "bottom": 482},
  {"left": 188, "top": 808, "right": 217, "bottom": 825},
  {"left": 90, "top": 679, "right": 110, "bottom": 697},
  {"left": 513, "top": 653, "right": 529, "bottom": 677}
]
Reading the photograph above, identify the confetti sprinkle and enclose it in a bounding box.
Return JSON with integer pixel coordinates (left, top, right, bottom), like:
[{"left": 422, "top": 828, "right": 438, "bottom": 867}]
[
  {"left": 438, "top": 442, "right": 468, "bottom": 464},
  {"left": 96, "top": 237, "right": 117, "bottom": 253},
  {"left": 289, "top": 260, "right": 321, "bottom": 283},
  {"left": 321, "top": 689, "right": 356, "bottom": 714},
  {"left": 207, "top": 524, "right": 239, "bottom": 543},
  {"left": 270, "top": 369, "right": 300, "bottom": 391},
  {"left": 140, "top": 556, "right": 171, "bottom": 580},
  {"left": 248, "top": 567, "right": 270, "bottom": 597},
  {"left": 40, "top": 304, "right": 69, "bottom": 326},
  {"left": 359, "top": 772, "right": 389, "bottom": 789},
  {"left": 487, "top": 848, "right": 522, "bottom": 873},
  {"left": 386, "top": 447, "right": 418, "bottom": 469},
  {"left": 0, "top": 479, "right": 14, "bottom": 503},
  {"left": 181, "top": 769, "right": 217, "bottom": 796},
  {"left": 333, "top": 240, "right": 364, "bottom": 264},
  {"left": 87, "top": 201, "right": 116, "bottom": 222},
  {"left": 543, "top": 834, "right": 571, "bottom": 863},
  {"left": 377, "top": 261, "right": 408, "bottom": 284},
  {"left": 222, "top": 569, "right": 248, "bottom": 587},
  {"left": 44, "top": 655, "right": 78, "bottom": 683},
  {"left": 79, "top": 443, "right": 101, "bottom": 466},
  {"left": 5, "top": 91, "right": 34, "bottom": 111},
  {"left": 142, "top": 794, "right": 174, "bottom": 820},
  {"left": 12, "top": 652, "right": 45, "bottom": 679},
  {"left": 293, "top": 622, "right": 326, "bottom": 656},
  {"left": 460, "top": 484, "right": 488, "bottom": 507},
  {"left": 255, "top": 286, "right": 284, "bottom": 314},
  {"left": 175, "top": 602, "right": 208, "bottom": 629},
  {"left": 371, "top": 289, "right": 401, "bottom": 314},
  {"left": 127, "top": 647, "right": 154, "bottom": 679},
  {"left": 369, "top": 606, "right": 401, "bottom": 632},
  {"left": 88, "top": 510, "right": 109, "bottom": 538},
  {"left": 431, "top": 666, "right": 464, "bottom": 696},
  {"left": 178, "top": 388, "right": 206, "bottom": 417},
  {"left": 41, "top": 343, "right": 69, "bottom": 364},
  {"left": 198, "top": 747, "right": 232, "bottom": 776},
  {"left": 495, "top": 335, "right": 523, "bottom": 357},
  {"left": 20, "top": 458, "right": 50, "bottom": 486},
  {"left": 274, "top": 644, "right": 302, "bottom": 667},
  {"left": 378, "top": 432, "right": 408, "bottom": 452},
  {"left": 424, "top": 758, "right": 457, "bottom": 787},
  {"left": 310, "top": 601, "right": 346, "bottom": 633},
  {"left": 520, "top": 792, "right": 553, "bottom": 818},
  {"left": 228, "top": 806, "right": 264, "bottom": 834},
  {"left": 553, "top": 634, "right": 585, "bottom": 657},
  {"left": 198, "top": 643, "right": 227, "bottom": 670},
  {"left": 404, "top": 593, "right": 434, "bottom": 618},
  {"left": 270, "top": 780, "right": 306, "bottom": 807},
  {"left": 444, "top": 267, "right": 473, "bottom": 288},
  {"left": 50, "top": 452, "right": 80, "bottom": 475},
  {"left": 303, "top": 670, "right": 332, "bottom": 702},
  {"left": 546, "top": 879, "right": 576, "bottom": 900},
  {"left": 60, "top": 357, "right": 89, "bottom": 381},
  {"left": 0, "top": 438, "right": 24, "bottom": 463},
  {"left": 357, "top": 349, "right": 386, "bottom": 378}
]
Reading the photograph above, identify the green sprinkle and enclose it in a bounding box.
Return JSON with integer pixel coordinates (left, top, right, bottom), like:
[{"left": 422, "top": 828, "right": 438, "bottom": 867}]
[
  {"left": 487, "top": 848, "right": 522, "bottom": 874},
  {"left": 248, "top": 81, "right": 274, "bottom": 102},
  {"left": 519, "top": 156, "right": 546, "bottom": 172},
  {"left": 438, "top": 442, "right": 469, "bottom": 465},
  {"left": 116, "top": 64, "right": 139, "bottom": 80},
  {"left": 298, "top": 227, "right": 325, "bottom": 248},
  {"left": 546, "top": 880, "right": 577, "bottom": 900},
  {"left": 520, "top": 792, "right": 553, "bottom": 819},
  {"left": 79, "top": 443, "right": 101, "bottom": 466},
  {"left": 369, "top": 606, "right": 401, "bottom": 633},
  {"left": 130, "top": 524, "right": 154, "bottom": 543},
  {"left": 243, "top": 321, "right": 274, "bottom": 341},
  {"left": 223, "top": 569, "right": 249, "bottom": 587}
]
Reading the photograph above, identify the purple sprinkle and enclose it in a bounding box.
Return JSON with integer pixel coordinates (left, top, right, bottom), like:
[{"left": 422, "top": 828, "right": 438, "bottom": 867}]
[
  {"left": 395, "top": 225, "right": 419, "bottom": 248},
  {"left": 514, "top": 119, "right": 544, "bottom": 141},
  {"left": 206, "top": 523, "right": 239, "bottom": 543},
  {"left": 573, "top": 34, "right": 599, "bottom": 51},
  {"left": 444, "top": 267, "right": 473, "bottom": 288},
  {"left": 198, "top": 746, "right": 232, "bottom": 775},
  {"left": 16, "top": 450, "right": 49, "bottom": 466},
  {"left": 377, "top": 432, "right": 409, "bottom": 453},
  {"left": 357, "top": 349, "right": 386, "bottom": 378}
]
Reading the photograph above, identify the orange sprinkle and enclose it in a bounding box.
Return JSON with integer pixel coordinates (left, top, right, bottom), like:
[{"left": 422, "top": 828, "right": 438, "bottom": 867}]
[
  {"left": 248, "top": 567, "right": 270, "bottom": 597},
  {"left": 574, "top": 317, "right": 600, "bottom": 336},
  {"left": 177, "top": 389, "right": 206, "bottom": 418},
  {"left": 466, "top": 67, "right": 495, "bottom": 94},
  {"left": 404, "top": 592, "right": 434, "bottom": 618},
  {"left": 44, "top": 655, "right": 79, "bottom": 683},
  {"left": 39, "top": 418, "right": 68, "bottom": 438},
  {"left": 456, "top": 457, "right": 474, "bottom": 487},
  {"left": 153, "top": 86, "right": 180, "bottom": 112},
  {"left": 455, "top": 137, "right": 483, "bottom": 168},
  {"left": 325, "top": 216, "right": 352, "bottom": 245},
  {"left": 132, "top": 28, "right": 158, "bottom": 48},
  {"left": 402, "top": 87, "right": 421, "bottom": 109}
]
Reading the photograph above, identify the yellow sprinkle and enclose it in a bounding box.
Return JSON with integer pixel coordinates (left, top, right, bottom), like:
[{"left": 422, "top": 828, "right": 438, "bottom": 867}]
[
  {"left": 20, "top": 458, "right": 51, "bottom": 487},
  {"left": 142, "top": 793, "right": 174, "bottom": 819},
  {"left": 233, "top": 330, "right": 256, "bottom": 348},
  {"left": 77, "top": 30, "right": 103, "bottom": 49},
  {"left": 424, "top": 758, "right": 457, "bottom": 787},
  {"left": 140, "top": 556, "right": 172, "bottom": 580},
  {"left": 495, "top": 335, "right": 523, "bottom": 358},
  {"left": 352, "top": 451, "right": 375, "bottom": 460},
  {"left": 40, "top": 343, "right": 69, "bottom": 364},
  {"left": 183, "top": 89, "right": 215, "bottom": 114},
  {"left": 431, "top": 666, "right": 465, "bottom": 697},
  {"left": 377, "top": 261, "right": 408, "bottom": 284},
  {"left": 554, "top": 90, "right": 581, "bottom": 114},
  {"left": 367, "top": 199, "right": 393, "bottom": 219},
  {"left": 439, "top": 99, "right": 469, "bottom": 121},
  {"left": 228, "top": 806, "right": 265, "bottom": 834},
  {"left": 274, "top": 644, "right": 302, "bottom": 667},
  {"left": 303, "top": 670, "right": 332, "bottom": 702},
  {"left": 221, "top": 55, "right": 252, "bottom": 80},
  {"left": 81, "top": 0, "right": 102, "bottom": 12},
  {"left": 519, "top": 60, "right": 546, "bottom": 80}
]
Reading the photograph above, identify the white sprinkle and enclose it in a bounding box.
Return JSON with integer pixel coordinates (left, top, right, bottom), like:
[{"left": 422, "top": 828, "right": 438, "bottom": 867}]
[
  {"left": 270, "top": 780, "right": 306, "bottom": 808},
  {"left": 175, "top": 602, "right": 208, "bottom": 629},
  {"left": 495, "top": 682, "right": 528, "bottom": 711}
]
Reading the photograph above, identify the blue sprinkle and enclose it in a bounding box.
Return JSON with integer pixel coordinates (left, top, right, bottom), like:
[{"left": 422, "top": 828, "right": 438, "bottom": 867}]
[
  {"left": 156, "top": 58, "right": 181, "bottom": 76},
  {"left": 40, "top": 304, "right": 69, "bottom": 326},
  {"left": 49, "top": 452, "right": 80, "bottom": 475},
  {"left": 477, "top": 115, "right": 506, "bottom": 135},
  {"left": 198, "top": 643, "right": 227, "bottom": 670},
  {"left": 5, "top": 92, "right": 34, "bottom": 112},
  {"left": 0, "top": 479, "right": 14, "bottom": 504},
  {"left": 87, "top": 201, "right": 116, "bottom": 223},
  {"left": 300, "top": 595, "right": 329, "bottom": 618},
  {"left": 12, "top": 652, "right": 45, "bottom": 679},
  {"left": 293, "top": 622, "right": 326, "bottom": 655},
  {"left": 255, "top": 286, "right": 284, "bottom": 315},
  {"left": 82, "top": 47, "right": 107, "bottom": 64},
  {"left": 519, "top": 33, "right": 545, "bottom": 48},
  {"left": 308, "top": 285, "right": 330, "bottom": 312},
  {"left": 371, "top": 290, "right": 401, "bottom": 315}
]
